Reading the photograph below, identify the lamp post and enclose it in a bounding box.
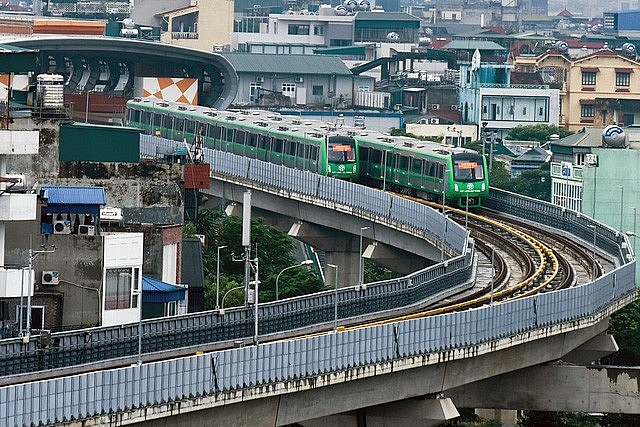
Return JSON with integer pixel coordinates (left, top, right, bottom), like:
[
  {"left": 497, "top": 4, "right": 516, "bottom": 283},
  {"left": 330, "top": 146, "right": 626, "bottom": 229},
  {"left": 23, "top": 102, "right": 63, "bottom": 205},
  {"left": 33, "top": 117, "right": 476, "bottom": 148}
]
[
  {"left": 216, "top": 245, "right": 227, "bottom": 310},
  {"left": 25, "top": 238, "right": 55, "bottom": 338},
  {"left": 328, "top": 263, "right": 338, "bottom": 331},
  {"left": 481, "top": 122, "right": 488, "bottom": 157},
  {"left": 221, "top": 285, "right": 245, "bottom": 309},
  {"left": 588, "top": 225, "right": 597, "bottom": 280},
  {"left": 619, "top": 186, "right": 624, "bottom": 232},
  {"left": 250, "top": 257, "right": 259, "bottom": 345},
  {"left": 359, "top": 227, "right": 370, "bottom": 286},
  {"left": 275, "top": 260, "right": 313, "bottom": 301}
]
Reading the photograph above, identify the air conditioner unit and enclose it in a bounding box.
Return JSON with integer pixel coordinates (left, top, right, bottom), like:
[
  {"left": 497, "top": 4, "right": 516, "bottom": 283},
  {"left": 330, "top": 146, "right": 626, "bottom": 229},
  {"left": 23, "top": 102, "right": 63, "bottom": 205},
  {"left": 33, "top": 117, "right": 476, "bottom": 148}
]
[
  {"left": 78, "top": 225, "right": 96, "bottom": 236},
  {"left": 295, "top": 77, "right": 304, "bottom": 83},
  {"left": 53, "top": 220, "right": 71, "bottom": 234},
  {"left": 430, "top": 118, "right": 440, "bottom": 124},
  {"left": 431, "top": 104, "right": 440, "bottom": 110},
  {"left": 256, "top": 76, "right": 264, "bottom": 83},
  {"left": 42, "top": 270, "right": 59, "bottom": 285}
]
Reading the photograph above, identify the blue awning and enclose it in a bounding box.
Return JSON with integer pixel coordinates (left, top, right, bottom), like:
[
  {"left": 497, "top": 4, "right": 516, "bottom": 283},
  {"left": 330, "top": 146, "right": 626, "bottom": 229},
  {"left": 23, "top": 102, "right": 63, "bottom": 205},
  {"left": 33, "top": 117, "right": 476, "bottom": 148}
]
[
  {"left": 142, "top": 276, "right": 186, "bottom": 303},
  {"left": 40, "top": 186, "right": 107, "bottom": 215}
]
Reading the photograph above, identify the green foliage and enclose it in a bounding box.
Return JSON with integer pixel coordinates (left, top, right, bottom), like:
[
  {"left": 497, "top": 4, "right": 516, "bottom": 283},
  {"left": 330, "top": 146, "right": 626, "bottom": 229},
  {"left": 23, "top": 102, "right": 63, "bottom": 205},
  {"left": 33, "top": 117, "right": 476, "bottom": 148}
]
[
  {"left": 486, "top": 160, "right": 551, "bottom": 202},
  {"left": 606, "top": 299, "right": 640, "bottom": 364},
  {"left": 389, "top": 127, "right": 443, "bottom": 143},
  {"left": 194, "top": 209, "right": 325, "bottom": 310},
  {"left": 506, "top": 124, "right": 573, "bottom": 143},
  {"left": 182, "top": 221, "right": 197, "bottom": 238},
  {"left": 519, "top": 411, "right": 600, "bottom": 427}
]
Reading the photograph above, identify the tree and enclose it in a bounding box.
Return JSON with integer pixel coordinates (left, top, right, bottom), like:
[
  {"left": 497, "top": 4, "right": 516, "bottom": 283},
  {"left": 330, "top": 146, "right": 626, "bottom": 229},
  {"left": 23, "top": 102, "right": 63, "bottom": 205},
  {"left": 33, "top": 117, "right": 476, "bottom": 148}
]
[
  {"left": 506, "top": 124, "right": 573, "bottom": 143},
  {"left": 194, "top": 210, "right": 326, "bottom": 309}
]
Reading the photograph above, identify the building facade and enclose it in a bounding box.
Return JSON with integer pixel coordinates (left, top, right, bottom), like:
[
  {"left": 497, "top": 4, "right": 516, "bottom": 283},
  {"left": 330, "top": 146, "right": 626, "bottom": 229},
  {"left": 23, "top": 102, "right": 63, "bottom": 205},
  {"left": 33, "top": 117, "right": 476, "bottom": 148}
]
[{"left": 512, "top": 48, "right": 640, "bottom": 131}]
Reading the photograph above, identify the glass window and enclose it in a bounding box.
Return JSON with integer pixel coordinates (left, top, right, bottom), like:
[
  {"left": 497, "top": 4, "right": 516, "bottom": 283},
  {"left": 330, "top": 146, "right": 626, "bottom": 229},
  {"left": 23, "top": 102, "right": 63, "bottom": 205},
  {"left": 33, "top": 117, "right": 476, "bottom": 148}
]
[
  {"left": 582, "top": 71, "right": 596, "bottom": 85},
  {"left": 454, "top": 159, "right": 484, "bottom": 181},
  {"left": 411, "top": 158, "right": 423, "bottom": 174},
  {"left": 312, "top": 85, "right": 323, "bottom": 96},
  {"left": 581, "top": 104, "right": 595, "bottom": 118},
  {"left": 288, "top": 24, "right": 310, "bottom": 35},
  {"left": 105, "top": 268, "right": 133, "bottom": 310},
  {"left": 616, "top": 72, "right": 630, "bottom": 87}
]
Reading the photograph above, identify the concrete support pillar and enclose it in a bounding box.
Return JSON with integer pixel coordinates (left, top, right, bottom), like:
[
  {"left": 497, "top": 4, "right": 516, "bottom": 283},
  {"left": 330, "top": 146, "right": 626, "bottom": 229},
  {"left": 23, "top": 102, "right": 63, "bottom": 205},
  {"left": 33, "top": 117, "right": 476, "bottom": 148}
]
[
  {"left": 324, "top": 250, "right": 360, "bottom": 288},
  {"left": 475, "top": 409, "right": 518, "bottom": 427}
]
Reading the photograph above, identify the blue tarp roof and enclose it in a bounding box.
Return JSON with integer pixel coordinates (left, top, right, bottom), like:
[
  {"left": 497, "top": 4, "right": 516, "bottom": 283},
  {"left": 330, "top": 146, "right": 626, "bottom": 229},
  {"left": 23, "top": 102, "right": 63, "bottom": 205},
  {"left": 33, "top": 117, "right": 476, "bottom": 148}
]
[
  {"left": 40, "top": 186, "right": 107, "bottom": 205},
  {"left": 142, "top": 276, "right": 186, "bottom": 303}
]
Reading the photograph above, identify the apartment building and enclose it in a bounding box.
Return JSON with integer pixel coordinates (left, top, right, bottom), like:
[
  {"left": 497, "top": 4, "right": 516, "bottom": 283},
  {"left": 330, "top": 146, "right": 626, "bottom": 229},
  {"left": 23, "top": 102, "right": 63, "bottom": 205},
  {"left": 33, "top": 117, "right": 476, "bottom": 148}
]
[{"left": 512, "top": 48, "right": 640, "bottom": 131}]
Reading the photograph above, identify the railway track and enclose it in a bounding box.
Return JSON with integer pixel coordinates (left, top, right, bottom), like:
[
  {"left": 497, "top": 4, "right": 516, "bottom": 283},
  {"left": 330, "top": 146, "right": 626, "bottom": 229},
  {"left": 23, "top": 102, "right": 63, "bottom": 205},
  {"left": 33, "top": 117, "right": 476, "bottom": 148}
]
[{"left": 0, "top": 199, "right": 603, "bottom": 386}]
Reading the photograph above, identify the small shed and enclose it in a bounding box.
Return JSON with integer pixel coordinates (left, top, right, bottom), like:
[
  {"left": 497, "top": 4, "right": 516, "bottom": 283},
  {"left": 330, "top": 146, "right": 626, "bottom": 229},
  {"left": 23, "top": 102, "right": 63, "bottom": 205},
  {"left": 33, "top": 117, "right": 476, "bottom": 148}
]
[
  {"left": 142, "top": 275, "right": 187, "bottom": 319},
  {"left": 40, "top": 186, "right": 106, "bottom": 235}
]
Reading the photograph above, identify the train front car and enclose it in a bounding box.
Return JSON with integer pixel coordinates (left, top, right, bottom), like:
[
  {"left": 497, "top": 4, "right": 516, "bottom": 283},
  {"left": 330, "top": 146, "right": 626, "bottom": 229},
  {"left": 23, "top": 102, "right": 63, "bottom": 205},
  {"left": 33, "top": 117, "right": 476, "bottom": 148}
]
[
  {"left": 448, "top": 152, "right": 489, "bottom": 208},
  {"left": 325, "top": 135, "right": 359, "bottom": 180}
]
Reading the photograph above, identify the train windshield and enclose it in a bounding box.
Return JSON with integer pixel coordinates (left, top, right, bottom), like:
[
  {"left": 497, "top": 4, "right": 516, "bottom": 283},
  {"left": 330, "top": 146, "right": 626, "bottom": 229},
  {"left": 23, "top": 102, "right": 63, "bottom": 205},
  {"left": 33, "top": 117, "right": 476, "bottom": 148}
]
[
  {"left": 328, "top": 137, "right": 357, "bottom": 163},
  {"left": 453, "top": 157, "right": 484, "bottom": 181}
]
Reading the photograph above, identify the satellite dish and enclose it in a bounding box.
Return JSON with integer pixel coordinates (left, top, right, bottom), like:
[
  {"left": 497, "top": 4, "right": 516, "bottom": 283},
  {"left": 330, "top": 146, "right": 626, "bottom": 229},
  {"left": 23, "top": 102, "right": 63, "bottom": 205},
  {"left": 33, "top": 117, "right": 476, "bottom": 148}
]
[
  {"left": 357, "top": 0, "right": 370, "bottom": 10},
  {"left": 602, "top": 124, "right": 627, "bottom": 148},
  {"left": 334, "top": 5, "right": 348, "bottom": 15},
  {"left": 621, "top": 42, "right": 637, "bottom": 57},
  {"left": 386, "top": 32, "right": 400, "bottom": 42},
  {"left": 555, "top": 41, "right": 569, "bottom": 53},
  {"left": 343, "top": 0, "right": 358, "bottom": 11},
  {"left": 121, "top": 18, "right": 135, "bottom": 29}
]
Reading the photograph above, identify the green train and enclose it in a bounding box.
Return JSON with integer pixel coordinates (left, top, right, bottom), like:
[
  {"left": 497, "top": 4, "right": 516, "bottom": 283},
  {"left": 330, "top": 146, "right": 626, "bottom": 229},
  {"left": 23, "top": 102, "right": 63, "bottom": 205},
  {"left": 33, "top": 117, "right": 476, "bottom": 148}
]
[
  {"left": 356, "top": 134, "right": 488, "bottom": 208},
  {"left": 124, "top": 98, "right": 359, "bottom": 180},
  {"left": 124, "top": 98, "right": 489, "bottom": 208}
]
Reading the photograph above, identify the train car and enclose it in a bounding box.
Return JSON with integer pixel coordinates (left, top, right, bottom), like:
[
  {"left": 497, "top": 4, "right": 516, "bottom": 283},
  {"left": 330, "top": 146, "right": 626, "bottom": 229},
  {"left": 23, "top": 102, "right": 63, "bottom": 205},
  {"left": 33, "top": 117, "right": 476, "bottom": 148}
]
[
  {"left": 356, "top": 134, "right": 489, "bottom": 208},
  {"left": 124, "top": 98, "right": 359, "bottom": 180}
]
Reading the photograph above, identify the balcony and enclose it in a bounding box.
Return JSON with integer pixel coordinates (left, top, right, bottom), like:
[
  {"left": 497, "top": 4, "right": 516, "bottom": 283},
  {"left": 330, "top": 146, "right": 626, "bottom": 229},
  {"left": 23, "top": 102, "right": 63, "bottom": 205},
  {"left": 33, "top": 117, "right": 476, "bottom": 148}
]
[
  {"left": 0, "top": 194, "right": 37, "bottom": 221},
  {"left": 0, "top": 268, "right": 31, "bottom": 298},
  {"left": 171, "top": 32, "right": 199, "bottom": 40}
]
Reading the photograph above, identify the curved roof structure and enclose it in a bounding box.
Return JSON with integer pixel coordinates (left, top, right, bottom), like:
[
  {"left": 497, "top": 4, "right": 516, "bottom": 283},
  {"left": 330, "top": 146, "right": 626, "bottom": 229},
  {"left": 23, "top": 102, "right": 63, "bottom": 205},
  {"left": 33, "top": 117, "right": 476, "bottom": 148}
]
[{"left": 4, "top": 36, "right": 238, "bottom": 109}]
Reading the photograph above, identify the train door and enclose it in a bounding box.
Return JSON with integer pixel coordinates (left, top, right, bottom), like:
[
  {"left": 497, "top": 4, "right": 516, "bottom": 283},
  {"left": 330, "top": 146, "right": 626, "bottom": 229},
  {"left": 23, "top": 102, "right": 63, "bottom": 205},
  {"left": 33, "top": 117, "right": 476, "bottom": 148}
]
[
  {"left": 256, "top": 134, "right": 268, "bottom": 161},
  {"left": 269, "top": 137, "right": 284, "bottom": 165},
  {"left": 410, "top": 157, "right": 423, "bottom": 188}
]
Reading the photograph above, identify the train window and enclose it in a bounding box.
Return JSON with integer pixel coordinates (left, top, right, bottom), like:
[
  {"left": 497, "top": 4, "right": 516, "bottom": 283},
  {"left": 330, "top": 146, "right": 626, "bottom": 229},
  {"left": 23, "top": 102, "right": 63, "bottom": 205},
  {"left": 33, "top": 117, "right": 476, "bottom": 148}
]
[
  {"left": 185, "top": 120, "right": 196, "bottom": 135},
  {"left": 438, "top": 164, "right": 445, "bottom": 179},
  {"left": 258, "top": 135, "right": 268, "bottom": 150},
  {"left": 398, "top": 155, "right": 409, "bottom": 171},
  {"left": 411, "top": 158, "right": 423, "bottom": 174},
  {"left": 234, "top": 130, "right": 247, "bottom": 145},
  {"left": 273, "top": 138, "right": 284, "bottom": 153},
  {"left": 248, "top": 133, "right": 258, "bottom": 148},
  {"left": 454, "top": 159, "right": 484, "bottom": 181},
  {"left": 210, "top": 125, "right": 222, "bottom": 140},
  {"left": 175, "top": 118, "right": 184, "bottom": 132},
  {"left": 310, "top": 146, "right": 319, "bottom": 162},
  {"left": 360, "top": 147, "right": 369, "bottom": 162},
  {"left": 141, "top": 111, "right": 151, "bottom": 126},
  {"left": 286, "top": 140, "right": 297, "bottom": 156},
  {"left": 370, "top": 148, "right": 382, "bottom": 164}
]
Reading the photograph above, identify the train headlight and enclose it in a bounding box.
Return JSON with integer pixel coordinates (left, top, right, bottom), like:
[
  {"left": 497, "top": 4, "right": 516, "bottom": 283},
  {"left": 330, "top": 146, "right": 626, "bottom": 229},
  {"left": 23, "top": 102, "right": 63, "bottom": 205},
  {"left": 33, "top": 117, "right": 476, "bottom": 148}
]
[
  {"left": 327, "top": 165, "right": 332, "bottom": 173},
  {"left": 482, "top": 183, "right": 485, "bottom": 191},
  {"left": 454, "top": 184, "right": 459, "bottom": 191}
]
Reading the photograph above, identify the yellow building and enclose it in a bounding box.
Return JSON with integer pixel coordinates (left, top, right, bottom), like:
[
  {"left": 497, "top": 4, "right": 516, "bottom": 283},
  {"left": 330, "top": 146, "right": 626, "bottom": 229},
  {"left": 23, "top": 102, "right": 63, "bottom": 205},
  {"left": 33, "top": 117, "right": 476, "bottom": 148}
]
[
  {"left": 157, "top": 0, "right": 235, "bottom": 52},
  {"left": 513, "top": 49, "right": 640, "bottom": 131}
]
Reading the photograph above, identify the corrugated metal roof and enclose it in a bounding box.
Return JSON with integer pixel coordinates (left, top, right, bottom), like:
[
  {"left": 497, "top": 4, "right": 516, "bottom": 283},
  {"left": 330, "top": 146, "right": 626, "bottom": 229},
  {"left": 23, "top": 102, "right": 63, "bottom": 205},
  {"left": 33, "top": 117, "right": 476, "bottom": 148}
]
[
  {"left": 40, "top": 186, "right": 107, "bottom": 205},
  {"left": 441, "top": 40, "right": 507, "bottom": 51},
  {"left": 220, "top": 53, "right": 353, "bottom": 75}
]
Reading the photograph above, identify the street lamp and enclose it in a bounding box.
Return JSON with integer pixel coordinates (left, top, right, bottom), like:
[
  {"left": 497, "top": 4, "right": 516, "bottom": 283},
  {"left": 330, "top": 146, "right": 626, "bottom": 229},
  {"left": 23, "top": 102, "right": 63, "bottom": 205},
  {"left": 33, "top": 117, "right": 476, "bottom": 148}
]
[
  {"left": 24, "top": 238, "right": 55, "bottom": 338},
  {"left": 221, "top": 285, "right": 245, "bottom": 310},
  {"left": 588, "top": 225, "right": 597, "bottom": 280},
  {"left": 216, "top": 245, "right": 227, "bottom": 310},
  {"left": 275, "top": 260, "right": 313, "bottom": 300},
  {"left": 359, "top": 226, "right": 370, "bottom": 286},
  {"left": 328, "top": 263, "right": 338, "bottom": 331}
]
